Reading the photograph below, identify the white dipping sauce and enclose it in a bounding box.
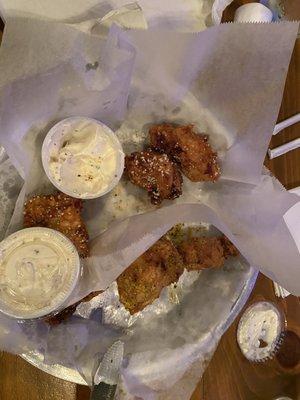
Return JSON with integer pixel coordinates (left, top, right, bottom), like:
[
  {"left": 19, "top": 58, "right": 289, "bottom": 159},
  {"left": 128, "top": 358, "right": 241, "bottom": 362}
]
[
  {"left": 237, "top": 301, "right": 284, "bottom": 362},
  {"left": 42, "top": 117, "right": 124, "bottom": 199},
  {"left": 0, "top": 228, "right": 80, "bottom": 319}
]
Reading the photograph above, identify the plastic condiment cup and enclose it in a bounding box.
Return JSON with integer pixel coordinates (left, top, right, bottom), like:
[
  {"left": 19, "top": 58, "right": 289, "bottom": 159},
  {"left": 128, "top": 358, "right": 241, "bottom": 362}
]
[
  {"left": 42, "top": 117, "right": 124, "bottom": 199},
  {"left": 234, "top": 3, "right": 273, "bottom": 23},
  {"left": 0, "top": 227, "right": 81, "bottom": 320},
  {"left": 237, "top": 301, "right": 286, "bottom": 363}
]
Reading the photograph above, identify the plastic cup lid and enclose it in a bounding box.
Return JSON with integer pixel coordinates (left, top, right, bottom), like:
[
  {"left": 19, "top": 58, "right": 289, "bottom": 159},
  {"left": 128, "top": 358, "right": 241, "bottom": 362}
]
[{"left": 237, "top": 301, "right": 286, "bottom": 362}]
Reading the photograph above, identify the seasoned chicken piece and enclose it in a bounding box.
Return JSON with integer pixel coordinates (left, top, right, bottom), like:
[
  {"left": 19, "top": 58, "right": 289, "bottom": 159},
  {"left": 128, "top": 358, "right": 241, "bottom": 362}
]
[
  {"left": 24, "top": 192, "right": 89, "bottom": 258},
  {"left": 219, "top": 235, "right": 240, "bottom": 258},
  {"left": 177, "top": 235, "right": 239, "bottom": 271},
  {"left": 149, "top": 123, "right": 220, "bottom": 182},
  {"left": 125, "top": 149, "right": 182, "bottom": 204},
  {"left": 178, "top": 237, "right": 224, "bottom": 270},
  {"left": 117, "top": 237, "right": 184, "bottom": 314}
]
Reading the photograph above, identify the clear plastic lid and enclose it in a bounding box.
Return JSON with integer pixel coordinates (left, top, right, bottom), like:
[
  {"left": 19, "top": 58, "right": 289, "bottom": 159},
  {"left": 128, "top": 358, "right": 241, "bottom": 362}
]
[
  {"left": 0, "top": 227, "right": 80, "bottom": 319},
  {"left": 237, "top": 301, "right": 286, "bottom": 362}
]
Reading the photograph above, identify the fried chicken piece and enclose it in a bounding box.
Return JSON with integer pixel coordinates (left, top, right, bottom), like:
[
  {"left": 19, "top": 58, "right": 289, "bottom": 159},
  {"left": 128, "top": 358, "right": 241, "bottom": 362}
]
[
  {"left": 149, "top": 123, "right": 220, "bottom": 182},
  {"left": 219, "top": 235, "right": 239, "bottom": 258},
  {"left": 117, "top": 237, "right": 184, "bottom": 314},
  {"left": 178, "top": 237, "right": 224, "bottom": 270},
  {"left": 46, "top": 233, "right": 239, "bottom": 323},
  {"left": 177, "top": 235, "right": 239, "bottom": 271},
  {"left": 24, "top": 192, "right": 89, "bottom": 258},
  {"left": 125, "top": 149, "right": 182, "bottom": 205}
]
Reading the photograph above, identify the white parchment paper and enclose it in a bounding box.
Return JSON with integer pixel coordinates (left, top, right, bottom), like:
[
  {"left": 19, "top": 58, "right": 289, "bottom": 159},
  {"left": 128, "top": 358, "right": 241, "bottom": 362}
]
[
  {"left": 0, "top": 17, "right": 299, "bottom": 400},
  {"left": 0, "top": 0, "right": 216, "bottom": 31},
  {"left": 0, "top": 0, "right": 136, "bottom": 22}
]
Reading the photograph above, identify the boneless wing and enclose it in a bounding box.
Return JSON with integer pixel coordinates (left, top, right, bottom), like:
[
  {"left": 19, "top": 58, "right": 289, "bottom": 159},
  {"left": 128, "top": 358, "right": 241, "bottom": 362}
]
[
  {"left": 177, "top": 235, "right": 239, "bottom": 271},
  {"left": 149, "top": 123, "right": 220, "bottom": 182},
  {"left": 125, "top": 149, "right": 182, "bottom": 205},
  {"left": 23, "top": 192, "right": 89, "bottom": 258},
  {"left": 117, "top": 237, "right": 184, "bottom": 314}
]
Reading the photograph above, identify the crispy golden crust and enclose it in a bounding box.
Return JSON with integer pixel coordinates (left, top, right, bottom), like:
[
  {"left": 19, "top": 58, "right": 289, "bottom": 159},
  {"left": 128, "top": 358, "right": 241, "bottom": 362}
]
[
  {"left": 177, "top": 235, "right": 239, "bottom": 271},
  {"left": 117, "top": 237, "right": 184, "bottom": 314},
  {"left": 23, "top": 192, "right": 89, "bottom": 258},
  {"left": 125, "top": 149, "right": 182, "bottom": 205},
  {"left": 149, "top": 123, "right": 220, "bottom": 182}
]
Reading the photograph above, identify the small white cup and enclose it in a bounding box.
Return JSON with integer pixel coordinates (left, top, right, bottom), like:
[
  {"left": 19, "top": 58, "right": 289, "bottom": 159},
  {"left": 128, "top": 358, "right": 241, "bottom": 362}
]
[
  {"left": 0, "top": 227, "right": 81, "bottom": 320},
  {"left": 234, "top": 3, "right": 273, "bottom": 23},
  {"left": 42, "top": 117, "right": 124, "bottom": 199}
]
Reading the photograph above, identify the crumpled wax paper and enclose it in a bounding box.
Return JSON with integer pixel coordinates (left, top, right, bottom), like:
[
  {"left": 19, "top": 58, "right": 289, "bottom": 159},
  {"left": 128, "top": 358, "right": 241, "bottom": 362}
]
[
  {"left": 0, "top": 0, "right": 136, "bottom": 22},
  {"left": 0, "top": 0, "right": 217, "bottom": 31},
  {"left": 0, "top": 17, "right": 299, "bottom": 400}
]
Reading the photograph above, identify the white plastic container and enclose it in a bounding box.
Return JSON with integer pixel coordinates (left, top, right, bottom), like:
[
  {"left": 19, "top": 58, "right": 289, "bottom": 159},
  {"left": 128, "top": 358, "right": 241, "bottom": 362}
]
[
  {"left": 237, "top": 301, "right": 285, "bottom": 362},
  {"left": 0, "top": 227, "right": 80, "bottom": 319},
  {"left": 234, "top": 3, "right": 273, "bottom": 23},
  {"left": 42, "top": 117, "right": 124, "bottom": 199}
]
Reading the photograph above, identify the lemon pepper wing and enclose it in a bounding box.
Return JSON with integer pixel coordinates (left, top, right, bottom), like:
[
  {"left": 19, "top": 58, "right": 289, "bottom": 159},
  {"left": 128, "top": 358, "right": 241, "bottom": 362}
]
[{"left": 117, "top": 237, "right": 184, "bottom": 314}]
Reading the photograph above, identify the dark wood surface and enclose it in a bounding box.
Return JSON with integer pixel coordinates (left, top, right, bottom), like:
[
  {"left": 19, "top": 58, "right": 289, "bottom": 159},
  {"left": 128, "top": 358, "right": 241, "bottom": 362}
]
[{"left": 0, "top": 7, "right": 299, "bottom": 400}]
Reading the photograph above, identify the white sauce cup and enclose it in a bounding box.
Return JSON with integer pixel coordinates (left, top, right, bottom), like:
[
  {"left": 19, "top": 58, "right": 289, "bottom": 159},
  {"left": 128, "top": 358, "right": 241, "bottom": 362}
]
[
  {"left": 42, "top": 117, "right": 124, "bottom": 199},
  {"left": 0, "top": 227, "right": 81, "bottom": 320}
]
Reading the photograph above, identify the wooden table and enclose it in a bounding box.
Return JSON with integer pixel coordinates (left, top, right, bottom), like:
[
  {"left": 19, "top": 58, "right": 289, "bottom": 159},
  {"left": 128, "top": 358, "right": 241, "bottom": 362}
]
[{"left": 0, "top": 8, "right": 299, "bottom": 400}]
